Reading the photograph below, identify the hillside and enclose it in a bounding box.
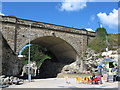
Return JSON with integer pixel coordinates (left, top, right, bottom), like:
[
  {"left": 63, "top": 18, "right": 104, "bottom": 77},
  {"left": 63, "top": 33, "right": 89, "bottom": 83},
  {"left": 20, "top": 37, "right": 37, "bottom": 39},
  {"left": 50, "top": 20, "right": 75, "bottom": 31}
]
[{"left": 88, "top": 28, "right": 119, "bottom": 52}]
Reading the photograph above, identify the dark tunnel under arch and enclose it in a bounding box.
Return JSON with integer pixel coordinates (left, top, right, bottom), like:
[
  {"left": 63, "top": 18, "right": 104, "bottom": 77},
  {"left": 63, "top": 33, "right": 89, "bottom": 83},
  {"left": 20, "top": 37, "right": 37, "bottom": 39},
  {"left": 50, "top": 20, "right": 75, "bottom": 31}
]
[{"left": 20, "top": 36, "right": 78, "bottom": 78}]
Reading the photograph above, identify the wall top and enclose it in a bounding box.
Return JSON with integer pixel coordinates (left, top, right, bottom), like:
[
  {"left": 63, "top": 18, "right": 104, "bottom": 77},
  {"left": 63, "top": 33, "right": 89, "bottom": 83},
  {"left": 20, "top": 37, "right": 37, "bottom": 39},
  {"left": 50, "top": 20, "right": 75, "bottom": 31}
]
[{"left": 1, "top": 16, "right": 95, "bottom": 36}]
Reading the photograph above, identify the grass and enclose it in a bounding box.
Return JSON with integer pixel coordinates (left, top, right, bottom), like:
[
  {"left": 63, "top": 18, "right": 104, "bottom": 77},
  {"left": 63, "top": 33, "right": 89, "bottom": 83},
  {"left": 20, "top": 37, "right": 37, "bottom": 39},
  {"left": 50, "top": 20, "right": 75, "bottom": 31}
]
[{"left": 88, "top": 33, "right": 119, "bottom": 52}]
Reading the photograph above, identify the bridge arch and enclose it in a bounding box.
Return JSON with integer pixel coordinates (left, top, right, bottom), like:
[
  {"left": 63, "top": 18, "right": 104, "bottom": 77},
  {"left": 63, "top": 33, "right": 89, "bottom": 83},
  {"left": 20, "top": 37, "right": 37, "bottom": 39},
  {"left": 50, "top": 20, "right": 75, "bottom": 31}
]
[
  {"left": 19, "top": 36, "right": 79, "bottom": 63},
  {"left": 19, "top": 36, "right": 79, "bottom": 78}
]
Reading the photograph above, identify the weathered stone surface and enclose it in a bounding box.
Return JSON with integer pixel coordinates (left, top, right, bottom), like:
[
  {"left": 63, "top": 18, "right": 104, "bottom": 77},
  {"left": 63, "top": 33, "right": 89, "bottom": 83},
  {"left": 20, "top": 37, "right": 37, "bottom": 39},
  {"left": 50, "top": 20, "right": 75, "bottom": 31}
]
[
  {"left": 0, "top": 16, "right": 95, "bottom": 77},
  {"left": 1, "top": 16, "right": 95, "bottom": 56},
  {"left": 1, "top": 36, "right": 21, "bottom": 76},
  {"left": 0, "top": 75, "right": 23, "bottom": 86},
  {"left": 60, "top": 48, "right": 104, "bottom": 74},
  {"left": 61, "top": 62, "right": 80, "bottom": 74}
]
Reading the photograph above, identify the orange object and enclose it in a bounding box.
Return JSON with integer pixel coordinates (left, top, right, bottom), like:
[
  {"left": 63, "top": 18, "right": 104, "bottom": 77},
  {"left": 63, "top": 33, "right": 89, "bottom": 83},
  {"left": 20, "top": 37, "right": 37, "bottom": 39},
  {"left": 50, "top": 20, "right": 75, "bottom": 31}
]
[
  {"left": 76, "top": 77, "right": 82, "bottom": 84},
  {"left": 83, "top": 77, "right": 90, "bottom": 84},
  {"left": 64, "top": 76, "right": 68, "bottom": 81}
]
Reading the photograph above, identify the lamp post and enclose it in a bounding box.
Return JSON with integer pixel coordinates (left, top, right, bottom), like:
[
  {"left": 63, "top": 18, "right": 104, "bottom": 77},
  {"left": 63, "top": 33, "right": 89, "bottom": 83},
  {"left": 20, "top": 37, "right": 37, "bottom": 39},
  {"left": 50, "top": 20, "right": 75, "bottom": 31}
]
[{"left": 28, "top": 24, "right": 31, "bottom": 82}]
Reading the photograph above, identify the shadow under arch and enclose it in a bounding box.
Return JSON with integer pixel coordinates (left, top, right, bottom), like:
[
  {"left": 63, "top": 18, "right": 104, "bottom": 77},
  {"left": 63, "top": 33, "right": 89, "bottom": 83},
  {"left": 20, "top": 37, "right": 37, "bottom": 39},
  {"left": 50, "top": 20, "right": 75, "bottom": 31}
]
[{"left": 19, "top": 36, "right": 78, "bottom": 78}]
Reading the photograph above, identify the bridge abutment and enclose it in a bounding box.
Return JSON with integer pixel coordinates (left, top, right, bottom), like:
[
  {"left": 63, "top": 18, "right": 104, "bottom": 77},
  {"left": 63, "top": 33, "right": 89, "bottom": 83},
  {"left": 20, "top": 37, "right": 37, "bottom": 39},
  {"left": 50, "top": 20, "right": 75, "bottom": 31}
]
[{"left": 0, "top": 32, "right": 21, "bottom": 76}]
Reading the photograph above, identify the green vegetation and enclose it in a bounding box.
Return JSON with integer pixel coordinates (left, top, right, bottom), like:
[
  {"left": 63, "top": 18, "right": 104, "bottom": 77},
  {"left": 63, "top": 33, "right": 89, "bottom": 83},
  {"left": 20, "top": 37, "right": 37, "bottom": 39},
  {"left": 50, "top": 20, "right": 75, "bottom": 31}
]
[
  {"left": 96, "top": 28, "right": 107, "bottom": 37},
  {"left": 22, "top": 44, "right": 53, "bottom": 67},
  {"left": 107, "top": 33, "right": 119, "bottom": 50},
  {"left": 88, "top": 27, "right": 119, "bottom": 52}
]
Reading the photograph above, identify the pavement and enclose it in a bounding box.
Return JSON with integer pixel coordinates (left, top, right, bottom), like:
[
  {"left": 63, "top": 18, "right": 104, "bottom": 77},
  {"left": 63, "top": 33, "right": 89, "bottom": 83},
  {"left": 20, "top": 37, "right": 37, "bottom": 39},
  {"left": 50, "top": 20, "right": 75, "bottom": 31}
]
[{"left": 6, "top": 78, "right": 118, "bottom": 88}]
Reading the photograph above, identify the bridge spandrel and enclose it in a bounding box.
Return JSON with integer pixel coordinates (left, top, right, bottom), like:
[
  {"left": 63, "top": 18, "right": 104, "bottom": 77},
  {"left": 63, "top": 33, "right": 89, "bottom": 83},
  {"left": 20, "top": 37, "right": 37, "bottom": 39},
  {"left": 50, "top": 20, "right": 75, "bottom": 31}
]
[
  {"left": 1, "top": 16, "right": 95, "bottom": 56},
  {"left": 1, "top": 16, "right": 95, "bottom": 35}
]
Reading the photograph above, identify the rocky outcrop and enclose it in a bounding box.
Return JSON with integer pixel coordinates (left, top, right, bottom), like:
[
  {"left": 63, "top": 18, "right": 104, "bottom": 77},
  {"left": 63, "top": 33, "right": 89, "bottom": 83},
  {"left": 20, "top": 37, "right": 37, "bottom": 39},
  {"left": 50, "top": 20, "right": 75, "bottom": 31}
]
[
  {"left": 81, "top": 48, "right": 103, "bottom": 73},
  {"left": 61, "top": 62, "right": 79, "bottom": 74},
  {"left": 60, "top": 48, "right": 119, "bottom": 75},
  {"left": 0, "top": 35, "right": 22, "bottom": 76},
  {"left": 61, "top": 48, "right": 103, "bottom": 74}
]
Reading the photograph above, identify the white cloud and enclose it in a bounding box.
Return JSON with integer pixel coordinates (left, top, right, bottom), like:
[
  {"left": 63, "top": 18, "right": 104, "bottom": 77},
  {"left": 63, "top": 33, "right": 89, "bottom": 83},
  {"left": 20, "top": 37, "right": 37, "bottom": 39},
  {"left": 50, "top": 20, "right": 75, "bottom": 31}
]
[
  {"left": 59, "top": 0, "right": 94, "bottom": 11},
  {"left": 85, "top": 28, "right": 94, "bottom": 32},
  {"left": 0, "top": 12, "right": 4, "bottom": 16},
  {"left": 97, "top": 9, "right": 118, "bottom": 29}
]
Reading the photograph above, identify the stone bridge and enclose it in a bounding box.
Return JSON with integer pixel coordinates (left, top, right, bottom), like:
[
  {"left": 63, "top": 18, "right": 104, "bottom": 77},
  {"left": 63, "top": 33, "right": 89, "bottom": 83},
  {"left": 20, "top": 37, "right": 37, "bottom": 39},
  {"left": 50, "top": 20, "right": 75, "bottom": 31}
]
[{"left": 0, "top": 16, "right": 95, "bottom": 77}]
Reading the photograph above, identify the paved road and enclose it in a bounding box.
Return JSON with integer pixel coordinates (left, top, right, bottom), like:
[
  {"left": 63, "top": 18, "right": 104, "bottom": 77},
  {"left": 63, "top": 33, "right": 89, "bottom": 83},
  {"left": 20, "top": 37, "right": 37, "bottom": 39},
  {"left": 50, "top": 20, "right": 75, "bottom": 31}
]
[{"left": 4, "top": 78, "right": 119, "bottom": 89}]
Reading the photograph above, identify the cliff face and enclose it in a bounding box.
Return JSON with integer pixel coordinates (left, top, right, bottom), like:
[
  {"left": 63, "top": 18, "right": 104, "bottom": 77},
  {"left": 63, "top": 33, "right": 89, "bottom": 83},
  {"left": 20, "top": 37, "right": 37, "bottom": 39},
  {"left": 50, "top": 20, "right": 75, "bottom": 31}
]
[
  {"left": 0, "top": 34, "right": 21, "bottom": 76},
  {"left": 60, "top": 48, "right": 119, "bottom": 75},
  {"left": 61, "top": 48, "right": 101, "bottom": 74}
]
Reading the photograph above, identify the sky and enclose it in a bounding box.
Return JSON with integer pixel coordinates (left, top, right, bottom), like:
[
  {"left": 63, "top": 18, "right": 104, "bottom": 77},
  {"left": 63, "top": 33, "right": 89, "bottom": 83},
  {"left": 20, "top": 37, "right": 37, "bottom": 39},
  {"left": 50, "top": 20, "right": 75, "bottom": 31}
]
[{"left": 1, "top": 1, "right": 119, "bottom": 33}]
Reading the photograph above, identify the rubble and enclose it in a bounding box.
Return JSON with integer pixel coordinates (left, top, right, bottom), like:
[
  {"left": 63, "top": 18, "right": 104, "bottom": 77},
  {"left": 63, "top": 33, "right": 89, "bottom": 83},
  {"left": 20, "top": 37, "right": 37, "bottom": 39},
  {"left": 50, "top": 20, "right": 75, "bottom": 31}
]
[
  {"left": 0, "top": 75, "right": 24, "bottom": 87},
  {"left": 61, "top": 48, "right": 103, "bottom": 74},
  {"left": 60, "top": 48, "right": 119, "bottom": 75}
]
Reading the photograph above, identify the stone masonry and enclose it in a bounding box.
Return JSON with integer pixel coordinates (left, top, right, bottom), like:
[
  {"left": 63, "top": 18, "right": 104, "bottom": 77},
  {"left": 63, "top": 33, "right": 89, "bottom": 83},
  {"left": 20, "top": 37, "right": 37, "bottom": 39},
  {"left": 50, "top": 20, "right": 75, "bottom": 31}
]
[{"left": 0, "top": 15, "right": 95, "bottom": 76}]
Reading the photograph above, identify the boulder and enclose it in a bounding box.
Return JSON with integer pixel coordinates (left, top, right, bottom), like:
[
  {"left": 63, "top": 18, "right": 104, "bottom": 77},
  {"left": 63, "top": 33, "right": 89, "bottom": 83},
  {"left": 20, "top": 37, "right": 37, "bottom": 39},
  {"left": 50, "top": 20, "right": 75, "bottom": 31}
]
[{"left": 61, "top": 62, "right": 80, "bottom": 74}]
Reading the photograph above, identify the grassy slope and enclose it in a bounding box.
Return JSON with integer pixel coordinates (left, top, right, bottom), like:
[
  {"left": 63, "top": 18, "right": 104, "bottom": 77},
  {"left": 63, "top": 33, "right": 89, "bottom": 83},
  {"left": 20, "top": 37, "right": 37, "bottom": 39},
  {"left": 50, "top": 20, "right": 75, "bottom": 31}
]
[{"left": 88, "top": 33, "right": 119, "bottom": 52}]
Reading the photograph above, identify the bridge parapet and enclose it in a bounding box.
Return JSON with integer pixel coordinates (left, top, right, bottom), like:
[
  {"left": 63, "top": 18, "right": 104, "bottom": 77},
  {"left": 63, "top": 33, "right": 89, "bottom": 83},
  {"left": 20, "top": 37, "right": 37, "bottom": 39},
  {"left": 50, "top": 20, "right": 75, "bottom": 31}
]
[{"left": 2, "top": 16, "right": 95, "bottom": 37}]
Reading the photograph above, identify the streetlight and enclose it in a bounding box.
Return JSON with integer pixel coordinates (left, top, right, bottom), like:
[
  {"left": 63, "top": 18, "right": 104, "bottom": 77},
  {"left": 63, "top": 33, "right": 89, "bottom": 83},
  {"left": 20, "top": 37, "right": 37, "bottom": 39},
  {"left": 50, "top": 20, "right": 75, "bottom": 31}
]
[{"left": 28, "top": 24, "right": 31, "bottom": 82}]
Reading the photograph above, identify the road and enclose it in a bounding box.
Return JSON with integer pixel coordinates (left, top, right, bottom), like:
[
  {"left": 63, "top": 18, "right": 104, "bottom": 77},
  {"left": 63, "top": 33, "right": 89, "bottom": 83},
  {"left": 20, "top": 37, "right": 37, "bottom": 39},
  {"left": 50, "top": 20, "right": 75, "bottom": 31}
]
[{"left": 2, "top": 78, "right": 119, "bottom": 89}]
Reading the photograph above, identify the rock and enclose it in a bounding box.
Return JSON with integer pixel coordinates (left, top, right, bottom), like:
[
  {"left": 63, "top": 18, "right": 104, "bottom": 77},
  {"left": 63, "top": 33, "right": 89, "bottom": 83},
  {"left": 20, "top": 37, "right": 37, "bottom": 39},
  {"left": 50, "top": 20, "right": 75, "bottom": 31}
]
[
  {"left": 0, "top": 76, "right": 24, "bottom": 86},
  {"left": 61, "top": 48, "right": 118, "bottom": 74},
  {"left": 0, "top": 78, "right": 4, "bottom": 85},
  {"left": 0, "top": 75, "right": 5, "bottom": 78},
  {"left": 3, "top": 77, "right": 10, "bottom": 85},
  {"left": 61, "top": 62, "right": 80, "bottom": 74}
]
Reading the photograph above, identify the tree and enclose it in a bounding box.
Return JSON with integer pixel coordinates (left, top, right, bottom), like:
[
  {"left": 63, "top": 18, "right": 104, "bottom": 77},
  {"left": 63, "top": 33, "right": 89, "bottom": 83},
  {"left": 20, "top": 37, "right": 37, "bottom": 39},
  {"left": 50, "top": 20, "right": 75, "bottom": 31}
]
[
  {"left": 22, "top": 44, "right": 52, "bottom": 67},
  {"left": 88, "top": 28, "right": 107, "bottom": 52},
  {"left": 96, "top": 27, "right": 107, "bottom": 38}
]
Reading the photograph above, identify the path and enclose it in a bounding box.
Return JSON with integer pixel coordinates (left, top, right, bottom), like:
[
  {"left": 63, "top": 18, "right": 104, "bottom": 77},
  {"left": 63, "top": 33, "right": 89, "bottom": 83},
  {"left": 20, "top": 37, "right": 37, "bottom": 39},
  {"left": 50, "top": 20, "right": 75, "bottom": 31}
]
[{"left": 6, "top": 78, "right": 118, "bottom": 88}]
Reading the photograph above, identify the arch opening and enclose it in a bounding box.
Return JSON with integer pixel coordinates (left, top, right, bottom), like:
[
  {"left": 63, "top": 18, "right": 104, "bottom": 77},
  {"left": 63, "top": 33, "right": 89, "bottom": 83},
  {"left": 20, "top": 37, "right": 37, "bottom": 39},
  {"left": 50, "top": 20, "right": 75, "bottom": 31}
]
[{"left": 19, "top": 36, "right": 77, "bottom": 78}]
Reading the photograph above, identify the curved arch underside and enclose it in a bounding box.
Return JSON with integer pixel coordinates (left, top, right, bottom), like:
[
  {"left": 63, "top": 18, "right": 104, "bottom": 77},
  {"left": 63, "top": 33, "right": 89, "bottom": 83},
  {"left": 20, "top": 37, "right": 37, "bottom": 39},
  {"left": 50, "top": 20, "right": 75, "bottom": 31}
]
[
  {"left": 31, "top": 36, "right": 77, "bottom": 64},
  {"left": 30, "top": 36, "right": 77, "bottom": 78}
]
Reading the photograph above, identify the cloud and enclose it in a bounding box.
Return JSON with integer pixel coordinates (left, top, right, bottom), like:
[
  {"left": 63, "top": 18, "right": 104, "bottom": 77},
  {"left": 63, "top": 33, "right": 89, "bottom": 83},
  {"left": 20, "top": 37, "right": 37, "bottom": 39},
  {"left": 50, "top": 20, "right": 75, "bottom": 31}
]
[
  {"left": 85, "top": 28, "right": 95, "bottom": 32},
  {"left": 0, "top": 12, "right": 4, "bottom": 16},
  {"left": 97, "top": 9, "right": 118, "bottom": 29},
  {"left": 59, "top": 0, "right": 94, "bottom": 11}
]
